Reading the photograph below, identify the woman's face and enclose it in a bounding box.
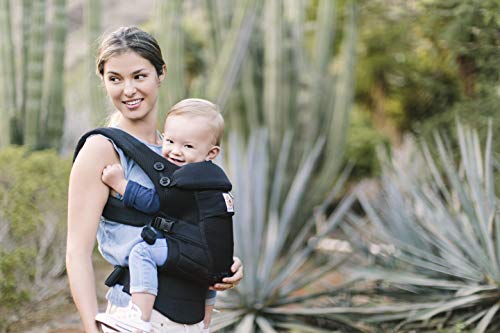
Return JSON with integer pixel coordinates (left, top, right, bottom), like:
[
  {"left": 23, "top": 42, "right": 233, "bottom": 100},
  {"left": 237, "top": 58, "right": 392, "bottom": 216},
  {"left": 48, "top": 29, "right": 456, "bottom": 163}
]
[{"left": 102, "top": 51, "right": 165, "bottom": 122}]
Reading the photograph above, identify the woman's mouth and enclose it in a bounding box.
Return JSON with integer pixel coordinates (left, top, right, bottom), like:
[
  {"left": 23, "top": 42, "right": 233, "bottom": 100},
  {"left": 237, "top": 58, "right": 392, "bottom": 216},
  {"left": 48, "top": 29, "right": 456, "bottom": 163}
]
[{"left": 122, "top": 98, "right": 144, "bottom": 109}]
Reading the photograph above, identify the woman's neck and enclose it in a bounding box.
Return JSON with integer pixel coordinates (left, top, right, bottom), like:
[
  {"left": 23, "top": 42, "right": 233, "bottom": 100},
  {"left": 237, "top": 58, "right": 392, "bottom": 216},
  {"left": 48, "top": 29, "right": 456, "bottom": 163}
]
[{"left": 116, "top": 118, "right": 160, "bottom": 145}]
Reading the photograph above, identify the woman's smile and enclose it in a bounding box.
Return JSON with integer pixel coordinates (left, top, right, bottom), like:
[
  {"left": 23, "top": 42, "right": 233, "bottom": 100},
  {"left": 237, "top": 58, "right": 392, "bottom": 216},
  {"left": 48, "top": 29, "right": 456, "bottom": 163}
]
[{"left": 123, "top": 98, "right": 144, "bottom": 110}]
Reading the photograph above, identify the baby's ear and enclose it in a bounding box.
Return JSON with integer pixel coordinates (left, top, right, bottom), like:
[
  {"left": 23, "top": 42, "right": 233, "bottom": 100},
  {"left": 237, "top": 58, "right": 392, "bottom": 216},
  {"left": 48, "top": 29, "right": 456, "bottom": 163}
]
[{"left": 206, "top": 146, "right": 220, "bottom": 161}]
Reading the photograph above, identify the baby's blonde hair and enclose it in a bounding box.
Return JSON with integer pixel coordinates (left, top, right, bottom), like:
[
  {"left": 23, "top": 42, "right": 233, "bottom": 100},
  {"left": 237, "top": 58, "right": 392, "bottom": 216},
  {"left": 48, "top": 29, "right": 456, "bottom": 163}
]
[{"left": 167, "top": 98, "right": 224, "bottom": 145}]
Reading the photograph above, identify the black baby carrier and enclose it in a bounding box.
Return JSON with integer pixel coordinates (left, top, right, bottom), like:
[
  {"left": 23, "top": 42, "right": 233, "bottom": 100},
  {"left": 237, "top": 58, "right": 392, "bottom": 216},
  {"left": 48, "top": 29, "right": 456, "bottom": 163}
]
[{"left": 73, "top": 127, "right": 235, "bottom": 324}]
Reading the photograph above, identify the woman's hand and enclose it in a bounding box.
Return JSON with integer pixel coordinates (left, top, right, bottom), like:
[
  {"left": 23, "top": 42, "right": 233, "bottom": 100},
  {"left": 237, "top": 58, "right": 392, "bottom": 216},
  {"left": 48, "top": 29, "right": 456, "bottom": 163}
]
[{"left": 209, "top": 257, "right": 243, "bottom": 291}]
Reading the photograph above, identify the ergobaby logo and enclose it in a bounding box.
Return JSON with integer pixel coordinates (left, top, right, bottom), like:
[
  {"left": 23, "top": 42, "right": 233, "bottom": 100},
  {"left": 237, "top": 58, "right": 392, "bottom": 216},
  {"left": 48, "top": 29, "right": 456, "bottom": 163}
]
[{"left": 222, "top": 193, "right": 234, "bottom": 212}]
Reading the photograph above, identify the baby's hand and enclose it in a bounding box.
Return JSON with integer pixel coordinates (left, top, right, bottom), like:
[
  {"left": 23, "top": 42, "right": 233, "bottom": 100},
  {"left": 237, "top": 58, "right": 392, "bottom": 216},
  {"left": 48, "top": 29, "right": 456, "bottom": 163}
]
[{"left": 101, "top": 164, "right": 127, "bottom": 195}]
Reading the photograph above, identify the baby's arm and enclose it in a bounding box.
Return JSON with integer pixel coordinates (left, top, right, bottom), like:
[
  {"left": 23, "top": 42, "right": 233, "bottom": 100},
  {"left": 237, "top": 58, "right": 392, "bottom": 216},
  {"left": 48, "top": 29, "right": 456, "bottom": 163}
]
[
  {"left": 101, "top": 163, "right": 160, "bottom": 215},
  {"left": 101, "top": 164, "right": 128, "bottom": 196}
]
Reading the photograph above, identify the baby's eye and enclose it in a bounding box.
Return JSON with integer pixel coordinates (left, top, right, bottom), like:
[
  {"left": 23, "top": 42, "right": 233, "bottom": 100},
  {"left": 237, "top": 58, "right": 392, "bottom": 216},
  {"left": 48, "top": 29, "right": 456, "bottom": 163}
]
[
  {"left": 164, "top": 139, "right": 173, "bottom": 144},
  {"left": 185, "top": 144, "right": 194, "bottom": 149}
]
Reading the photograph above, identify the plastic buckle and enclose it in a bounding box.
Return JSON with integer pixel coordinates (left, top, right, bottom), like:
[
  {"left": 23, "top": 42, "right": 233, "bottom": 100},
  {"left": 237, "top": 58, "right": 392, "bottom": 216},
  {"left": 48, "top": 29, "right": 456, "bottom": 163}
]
[
  {"left": 104, "top": 266, "right": 126, "bottom": 287},
  {"left": 153, "top": 216, "right": 175, "bottom": 233},
  {"left": 141, "top": 226, "right": 158, "bottom": 245}
]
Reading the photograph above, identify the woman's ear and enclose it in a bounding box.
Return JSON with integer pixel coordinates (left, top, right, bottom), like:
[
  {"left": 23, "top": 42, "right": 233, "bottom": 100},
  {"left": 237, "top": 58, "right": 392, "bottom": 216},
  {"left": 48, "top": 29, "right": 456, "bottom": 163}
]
[
  {"left": 159, "top": 64, "right": 167, "bottom": 83},
  {"left": 206, "top": 146, "right": 220, "bottom": 161}
]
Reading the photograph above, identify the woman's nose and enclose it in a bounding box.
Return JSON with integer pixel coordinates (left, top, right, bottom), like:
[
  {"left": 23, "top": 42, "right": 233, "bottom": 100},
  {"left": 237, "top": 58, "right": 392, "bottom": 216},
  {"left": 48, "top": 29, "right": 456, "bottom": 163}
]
[{"left": 123, "top": 81, "right": 137, "bottom": 96}]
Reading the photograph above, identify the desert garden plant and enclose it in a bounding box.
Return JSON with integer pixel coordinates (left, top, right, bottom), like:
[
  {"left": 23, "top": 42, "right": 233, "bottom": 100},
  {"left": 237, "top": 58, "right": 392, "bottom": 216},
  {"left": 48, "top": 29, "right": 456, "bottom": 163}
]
[
  {"left": 344, "top": 122, "right": 500, "bottom": 332},
  {"left": 209, "top": 130, "right": 361, "bottom": 332},
  {"left": 0, "top": 146, "right": 70, "bottom": 331}
]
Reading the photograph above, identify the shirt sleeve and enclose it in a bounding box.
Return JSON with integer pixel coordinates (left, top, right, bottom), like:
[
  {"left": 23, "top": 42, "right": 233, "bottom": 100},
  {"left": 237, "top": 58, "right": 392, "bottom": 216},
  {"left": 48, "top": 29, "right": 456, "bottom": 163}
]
[
  {"left": 122, "top": 180, "right": 160, "bottom": 215},
  {"left": 205, "top": 289, "right": 217, "bottom": 305}
]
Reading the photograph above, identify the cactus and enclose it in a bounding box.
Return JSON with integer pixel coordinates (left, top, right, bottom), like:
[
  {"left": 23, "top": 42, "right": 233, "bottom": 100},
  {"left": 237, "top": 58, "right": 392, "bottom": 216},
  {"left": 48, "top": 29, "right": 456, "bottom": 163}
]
[
  {"left": 0, "top": 0, "right": 17, "bottom": 147},
  {"left": 86, "top": 0, "right": 105, "bottom": 126},
  {"left": 154, "top": 0, "right": 185, "bottom": 114},
  {"left": 42, "top": 0, "right": 67, "bottom": 149},
  {"left": 23, "top": 0, "right": 46, "bottom": 149},
  {"left": 16, "top": 0, "right": 34, "bottom": 144}
]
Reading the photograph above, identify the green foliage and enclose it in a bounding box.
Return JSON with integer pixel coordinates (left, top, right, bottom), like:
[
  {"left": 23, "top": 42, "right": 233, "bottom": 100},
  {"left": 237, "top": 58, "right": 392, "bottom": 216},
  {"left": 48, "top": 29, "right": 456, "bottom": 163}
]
[
  {"left": 345, "top": 122, "right": 500, "bottom": 332},
  {"left": 0, "top": 146, "right": 71, "bottom": 330},
  {"left": 345, "top": 107, "right": 388, "bottom": 178},
  {"left": 354, "top": 0, "right": 499, "bottom": 145},
  {"left": 355, "top": 0, "right": 461, "bottom": 133},
  {"left": 422, "top": 0, "right": 500, "bottom": 93}
]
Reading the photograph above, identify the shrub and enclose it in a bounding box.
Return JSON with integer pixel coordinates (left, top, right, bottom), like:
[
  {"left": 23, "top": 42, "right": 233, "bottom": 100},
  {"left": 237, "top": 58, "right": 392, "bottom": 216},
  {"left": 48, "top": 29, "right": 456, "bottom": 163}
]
[{"left": 0, "top": 146, "right": 71, "bottom": 330}]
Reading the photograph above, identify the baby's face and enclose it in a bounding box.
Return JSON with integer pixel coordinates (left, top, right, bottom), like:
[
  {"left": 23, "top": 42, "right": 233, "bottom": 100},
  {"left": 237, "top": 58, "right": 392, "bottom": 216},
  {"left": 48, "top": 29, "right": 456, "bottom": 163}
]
[{"left": 162, "top": 115, "right": 218, "bottom": 166}]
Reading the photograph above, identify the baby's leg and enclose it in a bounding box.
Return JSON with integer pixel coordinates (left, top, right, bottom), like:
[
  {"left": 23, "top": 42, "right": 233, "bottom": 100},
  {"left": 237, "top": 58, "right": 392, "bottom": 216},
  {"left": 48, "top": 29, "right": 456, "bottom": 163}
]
[{"left": 129, "top": 238, "right": 168, "bottom": 321}]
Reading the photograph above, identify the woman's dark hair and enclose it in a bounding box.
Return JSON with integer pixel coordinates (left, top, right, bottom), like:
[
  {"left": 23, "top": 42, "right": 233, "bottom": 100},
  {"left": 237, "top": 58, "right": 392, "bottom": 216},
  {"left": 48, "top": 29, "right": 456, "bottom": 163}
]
[{"left": 96, "top": 26, "right": 166, "bottom": 77}]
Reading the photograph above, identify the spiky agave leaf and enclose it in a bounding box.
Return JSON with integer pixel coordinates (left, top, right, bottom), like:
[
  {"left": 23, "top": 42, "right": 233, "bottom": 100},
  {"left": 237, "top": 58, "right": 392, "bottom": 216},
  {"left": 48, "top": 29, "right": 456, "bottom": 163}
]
[
  {"left": 210, "top": 129, "right": 360, "bottom": 332},
  {"left": 348, "top": 121, "right": 500, "bottom": 332}
]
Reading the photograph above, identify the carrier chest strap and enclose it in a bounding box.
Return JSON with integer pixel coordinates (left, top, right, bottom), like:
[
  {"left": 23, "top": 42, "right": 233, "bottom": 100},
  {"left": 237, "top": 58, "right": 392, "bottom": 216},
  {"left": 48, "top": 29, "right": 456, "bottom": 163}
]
[{"left": 102, "top": 196, "right": 151, "bottom": 227}]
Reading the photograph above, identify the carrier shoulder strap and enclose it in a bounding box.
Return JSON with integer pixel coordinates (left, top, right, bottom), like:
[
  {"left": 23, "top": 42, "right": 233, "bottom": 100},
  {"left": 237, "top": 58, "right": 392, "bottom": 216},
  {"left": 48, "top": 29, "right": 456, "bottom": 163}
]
[
  {"left": 74, "top": 127, "right": 177, "bottom": 226},
  {"left": 74, "top": 127, "right": 177, "bottom": 186}
]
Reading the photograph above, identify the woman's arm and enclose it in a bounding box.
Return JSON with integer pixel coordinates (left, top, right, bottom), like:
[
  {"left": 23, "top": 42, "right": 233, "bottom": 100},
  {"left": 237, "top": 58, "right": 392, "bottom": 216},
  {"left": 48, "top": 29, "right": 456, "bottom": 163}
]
[{"left": 66, "top": 136, "right": 119, "bottom": 333}]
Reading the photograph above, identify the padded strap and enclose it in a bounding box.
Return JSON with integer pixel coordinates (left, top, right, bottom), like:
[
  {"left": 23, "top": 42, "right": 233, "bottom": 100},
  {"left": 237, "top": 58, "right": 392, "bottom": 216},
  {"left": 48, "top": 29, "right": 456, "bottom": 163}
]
[{"left": 74, "top": 127, "right": 178, "bottom": 197}]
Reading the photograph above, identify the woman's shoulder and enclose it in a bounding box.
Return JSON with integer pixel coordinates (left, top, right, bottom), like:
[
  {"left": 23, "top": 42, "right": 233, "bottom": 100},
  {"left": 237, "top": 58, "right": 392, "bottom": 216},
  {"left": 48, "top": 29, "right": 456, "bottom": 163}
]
[{"left": 74, "top": 133, "right": 119, "bottom": 166}]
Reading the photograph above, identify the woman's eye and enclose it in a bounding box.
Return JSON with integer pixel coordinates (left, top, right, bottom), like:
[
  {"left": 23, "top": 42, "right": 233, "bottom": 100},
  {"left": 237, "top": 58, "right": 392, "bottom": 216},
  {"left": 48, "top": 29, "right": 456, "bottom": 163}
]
[
  {"left": 135, "top": 74, "right": 146, "bottom": 80},
  {"left": 108, "top": 76, "right": 119, "bottom": 82}
]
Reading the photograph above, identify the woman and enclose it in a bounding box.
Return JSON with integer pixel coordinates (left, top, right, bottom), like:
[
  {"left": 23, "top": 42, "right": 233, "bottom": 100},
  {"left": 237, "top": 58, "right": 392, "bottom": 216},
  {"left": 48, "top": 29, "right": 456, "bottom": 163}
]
[{"left": 66, "top": 26, "right": 243, "bottom": 333}]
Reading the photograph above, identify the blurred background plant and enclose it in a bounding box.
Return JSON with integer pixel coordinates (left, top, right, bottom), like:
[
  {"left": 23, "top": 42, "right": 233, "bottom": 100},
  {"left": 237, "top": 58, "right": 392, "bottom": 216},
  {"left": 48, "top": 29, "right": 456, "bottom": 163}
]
[
  {"left": 209, "top": 130, "right": 361, "bottom": 332},
  {"left": 344, "top": 122, "right": 500, "bottom": 332},
  {"left": 0, "top": 146, "right": 71, "bottom": 332},
  {"left": 0, "top": 0, "right": 67, "bottom": 150}
]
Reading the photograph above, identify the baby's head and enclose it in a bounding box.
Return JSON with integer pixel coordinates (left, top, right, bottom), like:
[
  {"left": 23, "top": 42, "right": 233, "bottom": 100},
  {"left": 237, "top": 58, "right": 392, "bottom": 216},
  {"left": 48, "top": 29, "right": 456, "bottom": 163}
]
[{"left": 162, "top": 98, "right": 224, "bottom": 166}]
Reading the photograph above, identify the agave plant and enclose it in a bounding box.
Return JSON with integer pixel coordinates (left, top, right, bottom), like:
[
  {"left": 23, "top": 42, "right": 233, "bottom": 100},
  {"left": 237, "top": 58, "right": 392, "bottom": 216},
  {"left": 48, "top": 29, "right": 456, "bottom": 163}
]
[
  {"left": 207, "top": 129, "right": 366, "bottom": 332},
  {"left": 345, "top": 122, "right": 500, "bottom": 332}
]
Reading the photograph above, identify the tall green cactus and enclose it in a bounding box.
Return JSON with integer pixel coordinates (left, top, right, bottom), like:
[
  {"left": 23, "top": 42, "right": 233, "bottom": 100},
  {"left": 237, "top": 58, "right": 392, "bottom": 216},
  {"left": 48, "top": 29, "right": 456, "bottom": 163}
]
[
  {"left": 23, "top": 0, "right": 46, "bottom": 149},
  {"left": 0, "top": 0, "right": 17, "bottom": 147},
  {"left": 42, "top": 0, "right": 67, "bottom": 149},
  {"left": 154, "top": 0, "right": 185, "bottom": 114},
  {"left": 86, "top": 0, "right": 105, "bottom": 126},
  {"left": 18, "top": 0, "right": 34, "bottom": 144}
]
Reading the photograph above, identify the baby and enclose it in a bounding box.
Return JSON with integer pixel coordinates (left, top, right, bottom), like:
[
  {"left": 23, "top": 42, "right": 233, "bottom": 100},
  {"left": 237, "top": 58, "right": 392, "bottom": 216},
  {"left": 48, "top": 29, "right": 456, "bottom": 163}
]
[{"left": 96, "top": 98, "right": 224, "bottom": 333}]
